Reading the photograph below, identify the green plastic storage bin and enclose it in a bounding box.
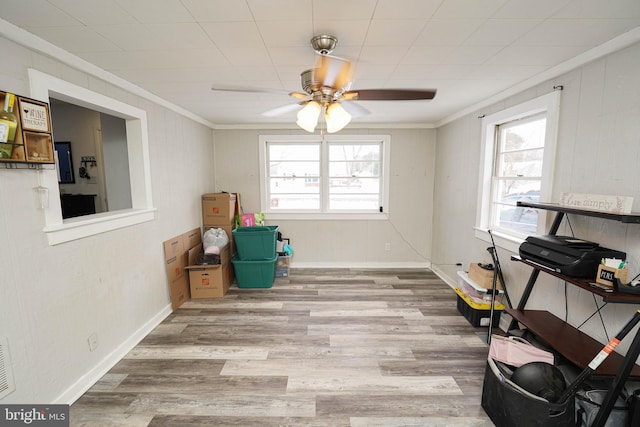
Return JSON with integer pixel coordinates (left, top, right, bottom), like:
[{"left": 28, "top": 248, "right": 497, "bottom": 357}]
[
  {"left": 232, "top": 225, "right": 279, "bottom": 260},
  {"left": 232, "top": 254, "right": 277, "bottom": 288}
]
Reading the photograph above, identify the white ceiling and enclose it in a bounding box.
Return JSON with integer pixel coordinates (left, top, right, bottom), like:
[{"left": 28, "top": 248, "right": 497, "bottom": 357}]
[{"left": 2, "top": 0, "right": 640, "bottom": 128}]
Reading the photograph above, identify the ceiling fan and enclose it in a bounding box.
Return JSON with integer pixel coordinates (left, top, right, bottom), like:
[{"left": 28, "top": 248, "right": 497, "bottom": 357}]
[{"left": 212, "top": 34, "right": 437, "bottom": 133}]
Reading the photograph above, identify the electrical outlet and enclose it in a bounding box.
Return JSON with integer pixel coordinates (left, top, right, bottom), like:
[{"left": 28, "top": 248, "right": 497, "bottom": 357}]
[
  {"left": 384, "top": 243, "right": 391, "bottom": 251},
  {"left": 88, "top": 333, "right": 98, "bottom": 352}
]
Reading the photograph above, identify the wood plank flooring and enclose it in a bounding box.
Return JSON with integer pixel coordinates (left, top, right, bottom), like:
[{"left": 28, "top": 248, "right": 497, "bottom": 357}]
[{"left": 70, "top": 268, "right": 495, "bottom": 426}]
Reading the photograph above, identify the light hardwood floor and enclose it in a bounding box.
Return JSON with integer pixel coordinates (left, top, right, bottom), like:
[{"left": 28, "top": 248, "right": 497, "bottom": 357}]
[{"left": 70, "top": 268, "right": 495, "bottom": 426}]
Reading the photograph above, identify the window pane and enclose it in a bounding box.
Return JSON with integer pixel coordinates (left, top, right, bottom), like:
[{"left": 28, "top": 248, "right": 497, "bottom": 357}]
[
  {"left": 328, "top": 142, "right": 381, "bottom": 210},
  {"left": 492, "top": 178, "right": 540, "bottom": 235},
  {"left": 494, "top": 203, "right": 538, "bottom": 235},
  {"left": 270, "top": 177, "right": 319, "bottom": 194},
  {"left": 329, "top": 144, "right": 381, "bottom": 178},
  {"left": 330, "top": 194, "right": 379, "bottom": 210},
  {"left": 498, "top": 115, "right": 546, "bottom": 152},
  {"left": 267, "top": 142, "right": 320, "bottom": 210},
  {"left": 329, "top": 161, "right": 380, "bottom": 177},
  {"left": 269, "top": 194, "right": 319, "bottom": 210},
  {"left": 269, "top": 144, "right": 319, "bottom": 161},
  {"left": 495, "top": 179, "right": 540, "bottom": 205},
  {"left": 270, "top": 161, "right": 319, "bottom": 177},
  {"left": 329, "top": 144, "right": 380, "bottom": 161},
  {"left": 497, "top": 148, "right": 543, "bottom": 177},
  {"left": 329, "top": 177, "right": 379, "bottom": 194}
]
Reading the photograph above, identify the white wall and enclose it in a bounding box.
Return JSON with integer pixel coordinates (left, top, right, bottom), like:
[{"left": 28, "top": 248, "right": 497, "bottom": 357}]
[
  {"left": 432, "top": 41, "right": 640, "bottom": 355},
  {"left": 213, "top": 128, "right": 435, "bottom": 267},
  {"left": 100, "top": 112, "right": 131, "bottom": 212},
  {"left": 0, "top": 35, "right": 215, "bottom": 404}
]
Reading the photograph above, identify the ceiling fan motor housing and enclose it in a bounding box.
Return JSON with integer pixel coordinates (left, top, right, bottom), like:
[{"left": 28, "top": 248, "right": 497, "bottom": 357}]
[
  {"left": 300, "top": 68, "right": 318, "bottom": 94},
  {"left": 310, "top": 34, "right": 337, "bottom": 55}
]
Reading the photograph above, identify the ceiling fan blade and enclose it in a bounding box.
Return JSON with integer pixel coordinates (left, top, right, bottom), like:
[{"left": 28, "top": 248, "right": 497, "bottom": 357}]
[
  {"left": 339, "top": 100, "right": 369, "bottom": 118},
  {"left": 261, "top": 102, "right": 305, "bottom": 117},
  {"left": 342, "top": 89, "right": 437, "bottom": 101},
  {"left": 289, "top": 92, "right": 309, "bottom": 99},
  {"left": 211, "top": 85, "right": 288, "bottom": 95},
  {"left": 315, "top": 55, "right": 353, "bottom": 90},
  {"left": 212, "top": 86, "right": 308, "bottom": 101}
]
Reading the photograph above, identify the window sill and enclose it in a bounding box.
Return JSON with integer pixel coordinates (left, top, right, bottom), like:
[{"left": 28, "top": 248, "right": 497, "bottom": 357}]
[
  {"left": 264, "top": 212, "right": 389, "bottom": 221},
  {"left": 473, "top": 227, "right": 525, "bottom": 255},
  {"left": 44, "top": 208, "right": 156, "bottom": 245}
]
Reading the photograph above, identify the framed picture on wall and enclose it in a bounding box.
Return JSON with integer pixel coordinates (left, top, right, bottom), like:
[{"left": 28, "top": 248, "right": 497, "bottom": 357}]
[{"left": 18, "top": 97, "right": 51, "bottom": 133}]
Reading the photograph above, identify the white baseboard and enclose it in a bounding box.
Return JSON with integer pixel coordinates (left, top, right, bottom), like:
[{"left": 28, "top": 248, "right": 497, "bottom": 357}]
[
  {"left": 55, "top": 304, "right": 173, "bottom": 405},
  {"left": 430, "top": 264, "right": 458, "bottom": 289},
  {"left": 289, "top": 261, "right": 431, "bottom": 269}
]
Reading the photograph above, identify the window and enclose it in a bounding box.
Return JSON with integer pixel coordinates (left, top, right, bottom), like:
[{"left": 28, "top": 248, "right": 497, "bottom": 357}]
[
  {"left": 259, "top": 135, "right": 390, "bottom": 218},
  {"left": 29, "top": 69, "right": 155, "bottom": 245},
  {"left": 476, "top": 92, "right": 560, "bottom": 249},
  {"left": 50, "top": 99, "right": 132, "bottom": 218}
]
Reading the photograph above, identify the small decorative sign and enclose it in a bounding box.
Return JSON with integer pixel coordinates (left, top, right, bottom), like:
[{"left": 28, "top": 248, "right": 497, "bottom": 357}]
[
  {"left": 596, "top": 264, "right": 629, "bottom": 287},
  {"left": 560, "top": 192, "right": 633, "bottom": 214},
  {"left": 18, "top": 98, "right": 50, "bottom": 132}
]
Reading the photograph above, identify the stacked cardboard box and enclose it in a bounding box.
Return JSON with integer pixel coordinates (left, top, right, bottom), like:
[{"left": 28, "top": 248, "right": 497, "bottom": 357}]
[
  {"left": 186, "top": 242, "right": 233, "bottom": 298},
  {"left": 202, "top": 192, "right": 240, "bottom": 255},
  {"left": 189, "top": 192, "right": 241, "bottom": 298},
  {"left": 163, "top": 227, "right": 202, "bottom": 311}
]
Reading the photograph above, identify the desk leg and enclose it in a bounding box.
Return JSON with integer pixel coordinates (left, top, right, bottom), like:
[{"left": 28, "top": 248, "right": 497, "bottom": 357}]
[
  {"left": 548, "top": 211, "right": 565, "bottom": 235},
  {"left": 592, "top": 327, "right": 640, "bottom": 427},
  {"left": 507, "top": 269, "right": 540, "bottom": 331}
]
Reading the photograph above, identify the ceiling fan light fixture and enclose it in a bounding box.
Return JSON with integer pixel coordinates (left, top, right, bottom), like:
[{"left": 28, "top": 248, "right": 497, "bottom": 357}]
[
  {"left": 325, "top": 102, "right": 351, "bottom": 133},
  {"left": 296, "top": 101, "right": 321, "bottom": 132}
]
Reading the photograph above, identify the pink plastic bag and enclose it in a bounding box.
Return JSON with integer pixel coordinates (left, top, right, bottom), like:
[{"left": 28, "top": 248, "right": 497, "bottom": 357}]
[{"left": 489, "top": 334, "right": 555, "bottom": 367}]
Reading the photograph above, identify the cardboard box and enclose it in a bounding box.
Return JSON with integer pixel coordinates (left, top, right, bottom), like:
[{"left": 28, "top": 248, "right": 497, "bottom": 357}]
[
  {"left": 183, "top": 227, "right": 202, "bottom": 250},
  {"left": 186, "top": 243, "right": 234, "bottom": 298},
  {"left": 165, "top": 252, "right": 187, "bottom": 282},
  {"left": 187, "top": 244, "right": 204, "bottom": 266},
  {"left": 169, "top": 275, "right": 189, "bottom": 311},
  {"left": 202, "top": 193, "right": 237, "bottom": 225},
  {"left": 187, "top": 263, "right": 234, "bottom": 298},
  {"left": 164, "top": 235, "right": 187, "bottom": 283},
  {"left": 468, "top": 262, "right": 503, "bottom": 290},
  {"left": 163, "top": 234, "right": 185, "bottom": 260},
  {"left": 163, "top": 230, "right": 200, "bottom": 311}
]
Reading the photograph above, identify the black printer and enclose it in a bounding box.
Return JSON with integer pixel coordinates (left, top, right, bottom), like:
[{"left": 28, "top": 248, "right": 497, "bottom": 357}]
[{"left": 519, "top": 235, "right": 626, "bottom": 278}]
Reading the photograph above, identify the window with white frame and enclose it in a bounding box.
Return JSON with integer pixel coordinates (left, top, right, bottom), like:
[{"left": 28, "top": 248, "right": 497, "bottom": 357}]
[
  {"left": 259, "top": 135, "right": 390, "bottom": 217},
  {"left": 29, "top": 69, "right": 155, "bottom": 245},
  {"left": 476, "top": 91, "right": 560, "bottom": 247}
]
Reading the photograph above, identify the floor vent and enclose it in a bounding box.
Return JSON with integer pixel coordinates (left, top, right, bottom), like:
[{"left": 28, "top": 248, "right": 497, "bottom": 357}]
[{"left": 0, "top": 337, "right": 16, "bottom": 399}]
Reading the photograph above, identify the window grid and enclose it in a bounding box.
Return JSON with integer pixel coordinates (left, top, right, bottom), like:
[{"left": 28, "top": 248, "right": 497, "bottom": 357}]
[
  {"left": 490, "top": 112, "right": 547, "bottom": 237},
  {"left": 263, "top": 138, "right": 386, "bottom": 214}
]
